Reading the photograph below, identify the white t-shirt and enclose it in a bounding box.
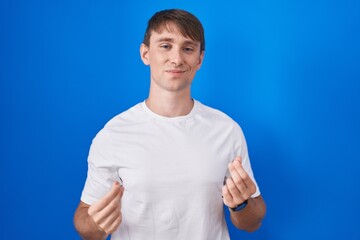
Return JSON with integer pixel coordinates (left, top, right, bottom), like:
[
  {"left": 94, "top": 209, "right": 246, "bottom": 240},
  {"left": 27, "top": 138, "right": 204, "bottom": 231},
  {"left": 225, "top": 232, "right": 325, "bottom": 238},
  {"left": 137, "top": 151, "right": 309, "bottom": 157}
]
[{"left": 81, "top": 100, "right": 260, "bottom": 240}]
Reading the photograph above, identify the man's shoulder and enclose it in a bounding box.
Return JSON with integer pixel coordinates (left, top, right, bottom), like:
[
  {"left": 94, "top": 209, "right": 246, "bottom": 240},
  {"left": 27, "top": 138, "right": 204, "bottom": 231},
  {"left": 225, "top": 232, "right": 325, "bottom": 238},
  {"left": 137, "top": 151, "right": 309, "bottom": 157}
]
[
  {"left": 103, "top": 101, "right": 147, "bottom": 129},
  {"left": 197, "top": 101, "right": 237, "bottom": 125}
]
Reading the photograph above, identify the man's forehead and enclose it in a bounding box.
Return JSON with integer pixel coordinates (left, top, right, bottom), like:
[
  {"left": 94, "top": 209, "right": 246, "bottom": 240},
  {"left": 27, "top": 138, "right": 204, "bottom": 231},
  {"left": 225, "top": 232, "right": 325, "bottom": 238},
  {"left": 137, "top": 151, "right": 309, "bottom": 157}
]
[{"left": 150, "top": 22, "right": 199, "bottom": 44}]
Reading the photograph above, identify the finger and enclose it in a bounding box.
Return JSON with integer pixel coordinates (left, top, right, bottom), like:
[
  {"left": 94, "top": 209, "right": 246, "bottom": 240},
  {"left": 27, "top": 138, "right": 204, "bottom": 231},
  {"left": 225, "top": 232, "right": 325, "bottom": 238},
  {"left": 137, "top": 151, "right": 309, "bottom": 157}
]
[
  {"left": 90, "top": 182, "right": 122, "bottom": 213},
  {"left": 99, "top": 186, "right": 123, "bottom": 217},
  {"left": 94, "top": 186, "right": 124, "bottom": 224},
  {"left": 234, "top": 156, "right": 242, "bottom": 163},
  {"left": 222, "top": 184, "right": 235, "bottom": 208},
  {"left": 119, "top": 185, "right": 125, "bottom": 199},
  {"left": 100, "top": 203, "right": 121, "bottom": 233},
  {"left": 228, "top": 162, "right": 247, "bottom": 194},
  {"left": 233, "top": 161, "right": 256, "bottom": 195},
  {"left": 106, "top": 214, "right": 122, "bottom": 234},
  {"left": 232, "top": 159, "right": 250, "bottom": 183},
  {"left": 225, "top": 178, "right": 245, "bottom": 205}
]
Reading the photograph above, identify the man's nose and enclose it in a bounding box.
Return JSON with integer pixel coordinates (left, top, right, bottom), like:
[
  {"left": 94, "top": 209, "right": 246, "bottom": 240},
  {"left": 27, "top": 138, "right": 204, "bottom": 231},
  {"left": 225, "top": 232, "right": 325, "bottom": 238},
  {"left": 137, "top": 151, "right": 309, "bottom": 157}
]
[{"left": 170, "top": 48, "right": 184, "bottom": 66}]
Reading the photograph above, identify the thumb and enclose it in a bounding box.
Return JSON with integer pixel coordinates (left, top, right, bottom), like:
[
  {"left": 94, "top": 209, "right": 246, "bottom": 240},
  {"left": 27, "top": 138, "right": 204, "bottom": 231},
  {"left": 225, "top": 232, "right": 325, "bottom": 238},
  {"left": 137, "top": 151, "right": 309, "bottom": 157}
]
[
  {"left": 89, "top": 182, "right": 122, "bottom": 213},
  {"left": 113, "top": 181, "right": 125, "bottom": 199},
  {"left": 235, "top": 156, "right": 242, "bottom": 163},
  {"left": 104, "top": 181, "right": 121, "bottom": 199},
  {"left": 112, "top": 181, "right": 121, "bottom": 191}
]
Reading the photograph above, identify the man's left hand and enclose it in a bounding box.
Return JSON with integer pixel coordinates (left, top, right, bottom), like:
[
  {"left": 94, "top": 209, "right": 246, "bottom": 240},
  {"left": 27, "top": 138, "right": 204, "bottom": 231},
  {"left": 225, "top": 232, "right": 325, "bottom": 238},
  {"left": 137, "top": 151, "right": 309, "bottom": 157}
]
[{"left": 222, "top": 156, "right": 257, "bottom": 208}]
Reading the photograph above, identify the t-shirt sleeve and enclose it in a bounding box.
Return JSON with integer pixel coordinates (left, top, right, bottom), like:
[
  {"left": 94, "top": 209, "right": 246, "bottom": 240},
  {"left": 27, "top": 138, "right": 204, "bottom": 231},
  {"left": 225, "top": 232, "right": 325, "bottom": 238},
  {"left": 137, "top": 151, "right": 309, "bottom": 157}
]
[
  {"left": 232, "top": 122, "right": 261, "bottom": 198},
  {"left": 81, "top": 129, "right": 120, "bottom": 205}
]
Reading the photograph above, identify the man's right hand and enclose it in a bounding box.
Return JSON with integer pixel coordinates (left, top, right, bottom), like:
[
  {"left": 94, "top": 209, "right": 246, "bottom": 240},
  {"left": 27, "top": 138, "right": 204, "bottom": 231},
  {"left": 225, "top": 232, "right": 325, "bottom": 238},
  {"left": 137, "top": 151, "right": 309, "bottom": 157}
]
[{"left": 87, "top": 181, "right": 124, "bottom": 234}]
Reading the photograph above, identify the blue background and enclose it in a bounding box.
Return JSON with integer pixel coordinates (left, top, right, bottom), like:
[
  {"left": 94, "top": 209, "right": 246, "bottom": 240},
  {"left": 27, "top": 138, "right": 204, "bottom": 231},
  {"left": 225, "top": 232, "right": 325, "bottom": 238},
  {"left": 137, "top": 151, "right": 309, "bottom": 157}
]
[{"left": 1, "top": 0, "right": 359, "bottom": 239}]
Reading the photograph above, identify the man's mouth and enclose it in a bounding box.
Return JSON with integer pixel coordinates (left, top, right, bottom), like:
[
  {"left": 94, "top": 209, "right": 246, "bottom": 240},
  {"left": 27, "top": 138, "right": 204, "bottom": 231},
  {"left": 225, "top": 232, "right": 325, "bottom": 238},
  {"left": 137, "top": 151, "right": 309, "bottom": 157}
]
[{"left": 165, "top": 69, "right": 187, "bottom": 73}]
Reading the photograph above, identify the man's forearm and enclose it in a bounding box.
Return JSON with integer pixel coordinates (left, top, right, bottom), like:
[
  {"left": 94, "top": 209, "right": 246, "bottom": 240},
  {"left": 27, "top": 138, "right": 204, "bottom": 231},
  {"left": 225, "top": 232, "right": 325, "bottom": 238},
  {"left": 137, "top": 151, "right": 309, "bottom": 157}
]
[
  {"left": 229, "top": 195, "right": 266, "bottom": 232},
  {"left": 74, "top": 202, "right": 108, "bottom": 240}
]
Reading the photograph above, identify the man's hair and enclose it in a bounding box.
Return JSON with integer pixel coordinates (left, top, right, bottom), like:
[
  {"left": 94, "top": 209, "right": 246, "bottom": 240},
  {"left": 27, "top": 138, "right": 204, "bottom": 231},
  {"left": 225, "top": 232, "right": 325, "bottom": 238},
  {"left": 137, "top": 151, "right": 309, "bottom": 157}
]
[{"left": 143, "top": 9, "right": 205, "bottom": 52}]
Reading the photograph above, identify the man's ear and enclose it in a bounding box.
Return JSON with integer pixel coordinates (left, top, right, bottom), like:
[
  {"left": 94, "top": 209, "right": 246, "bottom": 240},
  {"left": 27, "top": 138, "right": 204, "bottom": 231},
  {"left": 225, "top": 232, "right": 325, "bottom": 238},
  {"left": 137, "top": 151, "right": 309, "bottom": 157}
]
[
  {"left": 140, "top": 43, "right": 150, "bottom": 65},
  {"left": 196, "top": 51, "right": 205, "bottom": 70}
]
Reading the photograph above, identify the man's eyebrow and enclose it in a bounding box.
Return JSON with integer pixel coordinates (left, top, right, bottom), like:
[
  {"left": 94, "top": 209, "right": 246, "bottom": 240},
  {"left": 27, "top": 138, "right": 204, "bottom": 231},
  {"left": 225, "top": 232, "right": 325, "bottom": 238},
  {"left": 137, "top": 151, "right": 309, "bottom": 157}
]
[
  {"left": 183, "top": 40, "right": 198, "bottom": 46},
  {"left": 155, "top": 38, "right": 198, "bottom": 46},
  {"left": 156, "top": 37, "right": 175, "bottom": 43}
]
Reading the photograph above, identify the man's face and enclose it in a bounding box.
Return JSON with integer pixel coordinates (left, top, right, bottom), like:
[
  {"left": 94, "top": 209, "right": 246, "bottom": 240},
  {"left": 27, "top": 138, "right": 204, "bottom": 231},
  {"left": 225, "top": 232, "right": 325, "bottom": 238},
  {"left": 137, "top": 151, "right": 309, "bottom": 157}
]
[{"left": 140, "top": 23, "right": 204, "bottom": 93}]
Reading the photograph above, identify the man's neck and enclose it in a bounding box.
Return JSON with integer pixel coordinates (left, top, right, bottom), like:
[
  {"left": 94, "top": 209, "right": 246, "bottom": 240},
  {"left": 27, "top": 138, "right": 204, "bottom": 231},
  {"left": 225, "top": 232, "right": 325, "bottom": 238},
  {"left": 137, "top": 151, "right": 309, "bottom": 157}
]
[{"left": 146, "top": 90, "right": 194, "bottom": 118}]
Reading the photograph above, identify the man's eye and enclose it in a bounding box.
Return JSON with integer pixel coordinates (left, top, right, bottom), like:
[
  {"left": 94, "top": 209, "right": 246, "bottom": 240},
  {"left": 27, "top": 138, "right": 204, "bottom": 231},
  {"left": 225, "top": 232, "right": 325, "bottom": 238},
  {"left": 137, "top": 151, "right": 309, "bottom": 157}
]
[
  {"left": 184, "top": 47, "right": 194, "bottom": 52},
  {"left": 160, "top": 44, "right": 171, "bottom": 49}
]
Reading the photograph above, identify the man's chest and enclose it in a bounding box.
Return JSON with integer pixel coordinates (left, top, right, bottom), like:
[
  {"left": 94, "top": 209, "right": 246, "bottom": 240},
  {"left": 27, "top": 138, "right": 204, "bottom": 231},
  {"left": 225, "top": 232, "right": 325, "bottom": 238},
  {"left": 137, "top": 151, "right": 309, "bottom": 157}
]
[{"left": 111, "top": 123, "right": 235, "bottom": 192}]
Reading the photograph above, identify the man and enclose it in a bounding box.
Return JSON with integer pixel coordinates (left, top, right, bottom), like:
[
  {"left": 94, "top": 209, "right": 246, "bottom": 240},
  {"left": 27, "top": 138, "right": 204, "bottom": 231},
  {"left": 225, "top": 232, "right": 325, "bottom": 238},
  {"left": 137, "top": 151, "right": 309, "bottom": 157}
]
[{"left": 74, "top": 9, "right": 266, "bottom": 240}]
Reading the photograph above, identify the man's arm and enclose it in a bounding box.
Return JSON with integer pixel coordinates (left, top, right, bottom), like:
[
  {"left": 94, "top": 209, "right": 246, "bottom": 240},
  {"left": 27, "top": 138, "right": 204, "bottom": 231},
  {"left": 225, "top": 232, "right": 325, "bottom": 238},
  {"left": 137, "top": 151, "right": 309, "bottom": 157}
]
[
  {"left": 229, "top": 195, "right": 266, "bottom": 231},
  {"left": 222, "top": 157, "right": 266, "bottom": 232},
  {"left": 73, "top": 182, "right": 124, "bottom": 240}
]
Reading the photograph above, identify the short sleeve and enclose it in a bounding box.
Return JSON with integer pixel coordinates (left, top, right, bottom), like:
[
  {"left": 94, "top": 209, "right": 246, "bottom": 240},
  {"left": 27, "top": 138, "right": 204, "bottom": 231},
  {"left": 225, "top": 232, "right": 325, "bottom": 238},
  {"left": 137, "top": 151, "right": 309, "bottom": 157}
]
[
  {"left": 80, "top": 129, "right": 120, "bottom": 205},
  {"left": 232, "top": 122, "right": 261, "bottom": 198}
]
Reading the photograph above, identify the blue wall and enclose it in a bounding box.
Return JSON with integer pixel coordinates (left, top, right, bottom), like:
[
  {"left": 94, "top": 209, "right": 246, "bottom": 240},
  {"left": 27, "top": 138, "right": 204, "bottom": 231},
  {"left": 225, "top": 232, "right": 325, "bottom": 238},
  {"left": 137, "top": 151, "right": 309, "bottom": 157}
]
[{"left": 1, "top": 1, "right": 359, "bottom": 239}]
